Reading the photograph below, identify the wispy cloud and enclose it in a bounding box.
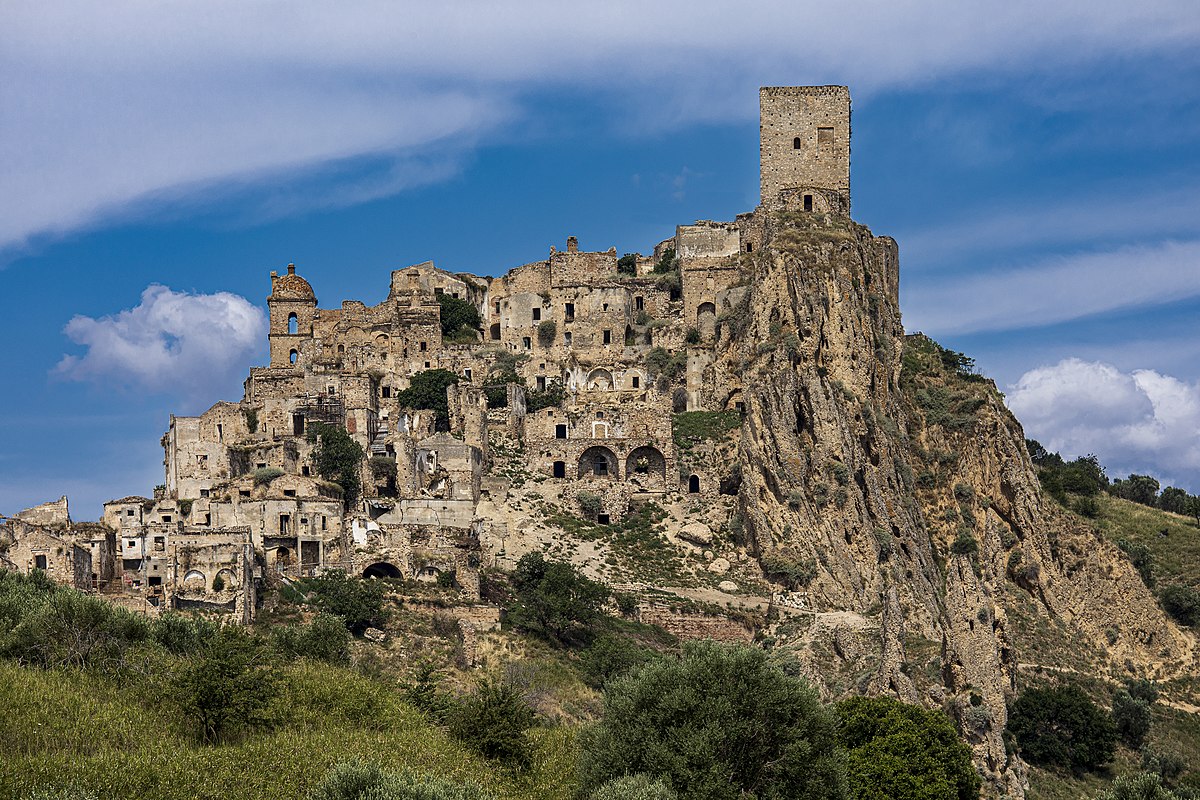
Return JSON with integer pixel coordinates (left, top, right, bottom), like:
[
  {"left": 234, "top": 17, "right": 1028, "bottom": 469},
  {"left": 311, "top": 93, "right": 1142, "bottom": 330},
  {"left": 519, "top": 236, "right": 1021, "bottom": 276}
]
[
  {"left": 54, "top": 285, "right": 266, "bottom": 405},
  {"left": 3, "top": 1, "right": 1199, "bottom": 252},
  {"left": 902, "top": 238, "right": 1200, "bottom": 335},
  {"left": 1007, "top": 358, "right": 1200, "bottom": 490}
]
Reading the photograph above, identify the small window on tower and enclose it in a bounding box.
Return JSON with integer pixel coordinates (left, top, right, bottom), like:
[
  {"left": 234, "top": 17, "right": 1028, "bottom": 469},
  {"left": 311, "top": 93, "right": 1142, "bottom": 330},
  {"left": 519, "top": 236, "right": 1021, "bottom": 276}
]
[
  {"left": 532, "top": 308, "right": 541, "bottom": 321},
  {"left": 419, "top": 341, "right": 427, "bottom": 352},
  {"left": 602, "top": 330, "right": 611, "bottom": 345},
  {"left": 793, "top": 137, "right": 802, "bottom": 150}
]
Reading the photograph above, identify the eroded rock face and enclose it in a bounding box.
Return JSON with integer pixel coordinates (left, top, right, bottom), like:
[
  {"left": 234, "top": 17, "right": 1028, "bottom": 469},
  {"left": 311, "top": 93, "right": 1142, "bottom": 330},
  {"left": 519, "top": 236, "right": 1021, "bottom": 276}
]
[{"left": 705, "top": 209, "right": 1196, "bottom": 798}]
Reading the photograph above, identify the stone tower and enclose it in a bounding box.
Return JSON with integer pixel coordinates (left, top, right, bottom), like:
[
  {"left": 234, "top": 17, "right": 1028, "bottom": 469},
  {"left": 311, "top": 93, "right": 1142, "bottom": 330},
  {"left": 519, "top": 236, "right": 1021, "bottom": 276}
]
[
  {"left": 267, "top": 263, "right": 317, "bottom": 368},
  {"left": 759, "top": 86, "right": 851, "bottom": 210}
]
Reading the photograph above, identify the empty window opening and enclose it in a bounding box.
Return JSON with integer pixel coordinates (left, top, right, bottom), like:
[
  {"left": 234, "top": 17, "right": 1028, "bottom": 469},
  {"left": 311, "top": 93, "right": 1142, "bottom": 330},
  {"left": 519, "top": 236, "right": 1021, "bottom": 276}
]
[
  {"left": 434, "top": 287, "right": 444, "bottom": 295},
  {"left": 337, "top": 344, "right": 345, "bottom": 355},
  {"left": 522, "top": 336, "right": 532, "bottom": 349},
  {"left": 632, "top": 376, "right": 640, "bottom": 389},
  {"left": 735, "top": 401, "right": 745, "bottom": 411},
  {"left": 301, "top": 465, "right": 310, "bottom": 476},
  {"left": 289, "top": 349, "right": 298, "bottom": 365},
  {"left": 635, "top": 296, "right": 644, "bottom": 311},
  {"left": 602, "top": 303, "right": 609, "bottom": 312},
  {"left": 495, "top": 301, "right": 501, "bottom": 314},
  {"left": 34, "top": 554, "right": 47, "bottom": 570},
  {"left": 465, "top": 368, "right": 472, "bottom": 380},
  {"left": 564, "top": 332, "right": 572, "bottom": 346},
  {"left": 148, "top": 576, "right": 162, "bottom": 587},
  {"left": 126, "top": 509, "right": 135, "bottom": 517},
  {"left": 552, "top": 461, "right": 566, "bottom": 478},
  {"left": 382, "top": 386, "right": 391, "bottom": 398},
  {"left": 532, "top": 307, "right": 541, "bottom": 321},
  {"left": 688, "top": 474, "right": 701, "bottom": 493},
  {"left": 536, "top": 376, "right": 546, "bottom": 391},
  {"left": 284, "top": 489, "right": 296, "bottom": 498},
  {"left": 239, "top": 490, "right": 251, "bottom": 498},
  {"left": 292, "top": 413, "right": 305, "bottom": 436},
  {"left": 424, "top": 361, "right": 431, "bottom": 369},
  {"left": 199, "top": 488, "right": 210, "bottom": 498},
  {"left": 746, "top": 242, "right": 753, "bottom": 252},
  {"left": 279, "top": 514, "right": 291, "bottom": 535},
  {"left": 287, "top": 312, "right": 298, "bottom": 334},
  {"left": 596, "top": 513, "right": 611, "bottom": 525},
  {"left": 565, "top": 303, "right": 575, "bottom": 321},
  {"left": 602, "top": 329, "right": 612, "bottom": 345},
  {"left": 419, "top": 341, "right": 427, "bottom": 352},
  {"left": 555, "top": 424, "right": 568, "bottom": 439},
  {"left": 256, "top": 462, "right": 267, "bottom": 469},
  {"left": 793, "top": 136, "right": 802, "bottom": 150},
  {"left": 217, "top": 424, "right": 223, "bottom": 442},
  {"left": 803, "top": 194, "right": 813, "bottom": 212},
  {"left": 162, "top": 515, "right": 172, "bottom": 523},
  {"left": 452, "top": 292, "right": 459, "bottom": 298},
  {"left": 202, "top": 514, "right": 211, "bottom": 525}
]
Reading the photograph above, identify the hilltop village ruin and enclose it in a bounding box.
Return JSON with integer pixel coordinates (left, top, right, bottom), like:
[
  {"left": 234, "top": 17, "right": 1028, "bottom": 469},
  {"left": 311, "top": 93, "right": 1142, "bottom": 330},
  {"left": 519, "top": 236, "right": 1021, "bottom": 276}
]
[{"left": 2, "top": 86, "right": 895, "bottom": 623}]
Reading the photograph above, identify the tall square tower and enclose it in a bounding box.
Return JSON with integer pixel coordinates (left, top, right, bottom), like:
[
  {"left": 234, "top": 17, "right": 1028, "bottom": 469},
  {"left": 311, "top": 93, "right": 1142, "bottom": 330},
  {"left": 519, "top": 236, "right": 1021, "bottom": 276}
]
[{"left": 759, "top": 86, "right": 851, "bottom": 209}]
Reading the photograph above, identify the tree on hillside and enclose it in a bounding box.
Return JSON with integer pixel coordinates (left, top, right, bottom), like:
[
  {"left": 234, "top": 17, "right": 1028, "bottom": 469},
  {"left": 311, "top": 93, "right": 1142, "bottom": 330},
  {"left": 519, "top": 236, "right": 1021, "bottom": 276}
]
[
  {"left": 308, "top": 422, "right": 366, "bottom": 507},
  {"left": 577, "top": 640, "right": 846, "bottom": 800},
  {"left": 836, "top": 696, "right": 980, "bottom": 800},
  {"left": 1111, "top": 475, "right": 1161, "bottom": 507},
  {"left": 1006, "top": 684, "right": 1116, "bottom": 772},
  {"left": 1158, "top": 487, "right": 1190, "bottom": 515},
  {"left": 507, "top": 552, "right": 609, "bottom": 645},
  {"left": 436, "top": 293, "right": 480, "bottom": 339},
  {"left": 172, "top": 627, "right": 279, "bottom": 744},
  {"left": 307, "top": 570, "right": 389, "bottom": 634}
]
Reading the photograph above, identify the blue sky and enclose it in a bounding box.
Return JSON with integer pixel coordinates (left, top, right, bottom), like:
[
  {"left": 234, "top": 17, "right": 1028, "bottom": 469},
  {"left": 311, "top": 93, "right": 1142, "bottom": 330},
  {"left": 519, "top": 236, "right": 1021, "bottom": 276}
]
[{"left": 2, "top": 1, "right": 1199, "bottom": 519}]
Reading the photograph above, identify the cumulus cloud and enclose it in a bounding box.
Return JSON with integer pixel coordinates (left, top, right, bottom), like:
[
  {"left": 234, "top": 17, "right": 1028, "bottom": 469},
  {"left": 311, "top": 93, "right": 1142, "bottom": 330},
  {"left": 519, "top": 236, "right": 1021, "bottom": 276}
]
[
  {"left": 902, "top": 239, "right": 1200, "bottom": 335},
  {"left": 2, "top": 0, "right": 1199, "bottom": 252},
  {"left": 1007, "top": 358, "right": 1200, "bottom": 489},
  {"left": 55, "top": 285, "right": 266, "bottom": 405}
]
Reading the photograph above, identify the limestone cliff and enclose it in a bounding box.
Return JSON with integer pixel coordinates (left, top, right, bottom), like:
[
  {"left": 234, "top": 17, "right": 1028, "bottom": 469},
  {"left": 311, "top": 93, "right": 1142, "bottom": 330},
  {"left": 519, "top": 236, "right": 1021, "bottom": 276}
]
[{"left": 707, "top": 208, "right": 1196, "bottom": 797}]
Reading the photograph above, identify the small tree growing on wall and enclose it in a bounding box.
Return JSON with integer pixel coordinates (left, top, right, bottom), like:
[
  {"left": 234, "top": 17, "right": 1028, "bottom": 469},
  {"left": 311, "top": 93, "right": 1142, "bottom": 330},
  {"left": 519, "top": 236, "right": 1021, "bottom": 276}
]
[{"left": 308, "top": 423, "right": 365, "bottom": 507}]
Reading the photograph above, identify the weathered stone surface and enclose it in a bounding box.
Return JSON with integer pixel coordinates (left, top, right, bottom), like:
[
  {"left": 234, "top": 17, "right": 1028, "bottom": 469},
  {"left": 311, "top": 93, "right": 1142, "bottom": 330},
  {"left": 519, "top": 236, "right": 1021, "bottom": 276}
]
[
  {"left": 363, "top": 627, "right": 387, "bottom": 643},
  {"left": 679, "top": 522, "right": 714, "bottom": 546},
  {"left": 707, "top": 557, "right": 731, "bottom": 574},
  {"left": 718, "top": 580, "right": 739, "bottom": 593}
]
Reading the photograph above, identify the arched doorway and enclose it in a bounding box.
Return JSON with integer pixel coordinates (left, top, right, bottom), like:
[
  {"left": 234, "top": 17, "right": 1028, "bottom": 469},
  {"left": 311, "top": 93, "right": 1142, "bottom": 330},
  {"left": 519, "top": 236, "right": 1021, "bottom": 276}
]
[
  {"left": 578, "top": 446, "right": 618, "bottom": 479},
  {"left": 688, "top": 474, "right": 701, "bottom": 493},
  {"left": 626, "top": 446, "right": 667, "bottom": 481},
  {"left": 363, "top": 561, "right": 403, "bottom": 579},
  {"left": 697, "top": 302, "right": 717, "bottom": 340}
]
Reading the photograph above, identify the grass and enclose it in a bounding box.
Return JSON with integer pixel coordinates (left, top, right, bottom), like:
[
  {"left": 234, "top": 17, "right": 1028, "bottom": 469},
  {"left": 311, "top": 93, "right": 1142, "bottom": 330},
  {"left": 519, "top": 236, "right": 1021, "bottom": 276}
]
[
  {"left": 1089, "top": 494, "right": 1200, "bottom": 590},
  {"left": 0, "top": 659, "right": 578, "bottom": 800}
]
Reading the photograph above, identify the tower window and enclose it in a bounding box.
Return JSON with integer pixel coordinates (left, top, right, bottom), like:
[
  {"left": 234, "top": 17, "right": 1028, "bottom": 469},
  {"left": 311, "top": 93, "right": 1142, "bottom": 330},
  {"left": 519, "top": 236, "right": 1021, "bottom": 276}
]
[
  {"left": 793, "top": 137, "right": 802, "bottom": 150},
  {"left": 804, "top": 195, "right": 813, "bottom": 212},
  {"left": 818, "top": 127, "right": 834, "bottom": 145},
  {"left": 565, "top": 303, "right": 574, "bottom": 321},
  {"left": 289, "top": 349, "right": 298, "bottom": 365},
  {"left": 602, "top": 330, "right": 611, "bottom": 345},
  {"left": 532, "top": 308, "right": 541, "bottom": 321},
  {"left": 288, "top": 312, "right": 298, "bottom": 334}
]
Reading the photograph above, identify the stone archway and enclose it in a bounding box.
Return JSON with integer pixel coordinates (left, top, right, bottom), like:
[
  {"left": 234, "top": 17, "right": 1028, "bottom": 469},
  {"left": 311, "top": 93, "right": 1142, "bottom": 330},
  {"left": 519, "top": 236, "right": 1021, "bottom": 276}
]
[
  {"left": 578, "top": 445, "right": 618, "bottom": 479},
  {"left": 626, "top": 446, "right": 667, "bottom": 481},
  {"left": 363, "top": 561, "right": 403, "bottom": 579}
]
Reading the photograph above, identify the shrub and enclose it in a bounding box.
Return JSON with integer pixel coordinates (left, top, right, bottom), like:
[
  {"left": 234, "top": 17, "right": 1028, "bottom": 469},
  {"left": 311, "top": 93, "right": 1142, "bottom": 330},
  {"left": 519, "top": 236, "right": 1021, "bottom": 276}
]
[
  {"left": 760, "top": 551, "right": 817, "bottom": 589},
  {"left": 950, "top": 532, "right": 978, "bottom": 557},
  {"left": 1076, "top": 496, "right": 1100, "bottom": 518},
  {"left": 1159, "top": 584, "right": 1200, "bottom": 627},
  {"left": 1094, "top": 773, "right": 1181, "bottom": 800},
  {"left": 1110, "top": 474, "right": 1161, "bottom": 507},
  {"left": 309, "top": 422, "right": 366, "bottom": 506},
  {"left": 1006, "top": 684, "right": 1116, "bottom": 771},
  {"left": 537, "top": 320, "right": 557, "bottom": 346},
  {"left": 395, "top": 369, "right": 460, "bottom": 430},
  {"left": 271, "top": 613, "right": 353, "bottom": 665},
  {"left": 1112, "top": 689, "right": 1152, "bottom": 748},
  {"left": 578, "top": 640, "right": 845, "bottom": 800},
  {"left": 1, "top": 583, "right": 151, "bottom": 671},
  {"left": 307, "top": 758, "right": 491, "bottom": 800},
  {"left": 591, "top": 774, "right": 678, "bottom": 800},
  {"left": 507, "top": 552, "right": 609, "bottom": 645},
  {"left": 617, "top": 253, "right": 639, "bottom": 276},
  {"left": 244, "top": 407, "right": 259, "bottom": 433},
  {"left": 253, "top": 466, "right": 285, "bottom": 485},
  {"left": 307, "top": 570, "right": 389, "bottom": 635},
  {"left": 152, "top": 612, "right": 219, "bottom": 655},
  {"left": 577, "top": 492, "right": 603, "bottom": 517},
  {"left": 436, "top": 293, "right": 480, "bottom": 338},
  {"left": 172, "top": 627, "right": 279, "bottom": 744},
  {"left": 448, "top": 678, "right": 535, "bottom": 766},
  {"left": 685, "top": 327, "right": 701, "bottom": 345},
  {"left": 1119, "top": 539, "right": 1156, "bottom": 588},
  {"left": 836, "top": 695, "right": 980, "bottom": 800},
  {"left": 526, "top": 377, "right": 565, "bottom": 412},
  {"left": 580, "top": 633, "right": 659, "bottom": 689},
  {"left": 369, "top": 456, "right": 398, "bottom": 480}
]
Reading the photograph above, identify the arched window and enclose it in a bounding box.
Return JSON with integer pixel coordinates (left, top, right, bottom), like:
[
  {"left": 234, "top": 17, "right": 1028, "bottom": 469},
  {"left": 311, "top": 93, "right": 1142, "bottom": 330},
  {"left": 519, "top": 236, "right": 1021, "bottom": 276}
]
[
  {"left": 793, "top": 137, "right": 802, "bottom": 150},
  {"left": 688, "top": 474, "right": 701, "bottom": 493},
  {"left": 289, "top": 349, "right": 298, "bottom": 365},
  {"left": 337, "top": 344, "right": 345, "bottom": 356},
  {"left": 287, "top": 312, "right": 298, "bottom": 335},
  {"left": 578, "top": 446, "right": 618, "bottom": 479}
]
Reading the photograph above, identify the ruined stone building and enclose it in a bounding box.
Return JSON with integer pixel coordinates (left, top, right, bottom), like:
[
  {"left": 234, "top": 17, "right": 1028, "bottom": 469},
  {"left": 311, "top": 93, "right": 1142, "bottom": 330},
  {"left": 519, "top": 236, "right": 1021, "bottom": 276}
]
[{"left": 4, "top": 86, "right": 888, "bottom": 620}]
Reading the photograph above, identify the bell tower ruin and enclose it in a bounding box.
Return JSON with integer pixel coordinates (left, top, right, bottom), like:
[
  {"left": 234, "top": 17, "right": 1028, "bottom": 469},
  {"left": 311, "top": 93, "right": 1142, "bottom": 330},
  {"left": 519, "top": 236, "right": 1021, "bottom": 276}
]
[{"left": 759, "top": 86, "right": 851, "bottom": 210}]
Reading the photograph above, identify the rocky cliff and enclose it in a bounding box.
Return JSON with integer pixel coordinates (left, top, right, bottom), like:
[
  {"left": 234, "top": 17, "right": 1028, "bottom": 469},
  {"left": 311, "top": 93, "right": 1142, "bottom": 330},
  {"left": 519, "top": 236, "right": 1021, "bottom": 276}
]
[{"left": 707, "top": 208, "right": 1196, "bottom": 797}]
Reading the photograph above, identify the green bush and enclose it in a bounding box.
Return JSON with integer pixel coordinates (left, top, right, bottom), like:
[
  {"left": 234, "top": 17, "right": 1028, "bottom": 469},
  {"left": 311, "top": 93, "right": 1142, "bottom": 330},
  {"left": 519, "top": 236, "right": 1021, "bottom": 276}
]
[
  {"left": 577, "top": 640, "right": 845, "bottom": 800},
  {"left": 1006, "top": 684, "right": 1116, "bottom": 772},
  {"left": 950, "top": 532, "right": 978, "bottom": 557},
  {"left": 617, "top": 253, "right": 639, "bottom": 276},
  {"left": 253, "top": 466, "right": 285, "bottom": 485},
  {"left": 684, "top": 328, "right": 701, "bottom": 345},
  {"left": 448, "top": 678, "right": 535, "bottom": 766},
  {"left": 153, "top": 612, "right": 219, "bottom": 655},
  {"left": 172, "top": 627, "right": 280, "bottom": 744},
  {"left": 579, "top": 633, "right": 659, "bottom": 689},
  {"left": 577, "top": 492, "right": 603, "bottom": 518},
  {"left": 308, "top": 423, "right": 366, "bottom": 506},
  {"left": 526, "top": 378, "right": 565, "bottom": 412},
  {"left": 537, "top": 320, "right": 557, "bottom": 346},
  {"left": 1159, "top": 584, "right": 1200, "bottom": 627},
  {"left": 1111, "top": 688, "right": 1152, "bottom": 748},
  {"left": 1119, "top": 539, "right": 1156, "bottom": 588},
  {"left": 395, "top": 369, "right": 460, "bottom": 431},
  {"left": 307, "top": 758, "right": 491, "bottom": 800},
  {"left": 307, "top": 571, "right": 389, "bottom": 635},
  {"left": 436, "top": 293, "right": 480, "bottom": 338},
  {"left": 760, "top": 551, "right": 817, "bottom": 589},
  {"left": 836, "top": 695, "right": 980, "bottom": 800},
  {"left": 370, "top": 456, "right": 398, "bottom": 480},
  {"left": 1094, "top": 773, "right": 1181, "bottom": 800},
  {"left": 590, "top": 774, "right": 677, "bottom": 800},
  {"left": 507, "top": 552, "right": 609, "bottom": 645},
  {"left": 271, "top": 613, "right": 352, "bottom": 665}
]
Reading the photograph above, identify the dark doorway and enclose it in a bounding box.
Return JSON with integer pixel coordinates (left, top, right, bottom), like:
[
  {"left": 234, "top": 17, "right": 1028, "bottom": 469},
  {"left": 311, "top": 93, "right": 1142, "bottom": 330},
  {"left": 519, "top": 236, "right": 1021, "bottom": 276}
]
[
  {"left": 552, "top": 461, "right": 566, "bottom": 478},
  {"left": 688, "top": 475, "right": 701, "bottom": 493},
  {"left": 363, "top": 562, "right": 403, "bottom": 579}
]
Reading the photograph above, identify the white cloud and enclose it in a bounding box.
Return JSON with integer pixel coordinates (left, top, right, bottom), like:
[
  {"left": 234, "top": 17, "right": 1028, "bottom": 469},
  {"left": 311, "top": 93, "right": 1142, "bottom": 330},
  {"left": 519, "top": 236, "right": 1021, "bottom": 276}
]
[
  {"left": 1007, "top": 358, "right": 1200, "bottom": 489},
  {"left": 901, "top": 239, "right": 1200, "bottom": 335},
  {"left": 2, "top": 0, "right": 1199, "bottom": 252},
  {"left": 54, "top": 285, "right": 266, "bottom": 405}
]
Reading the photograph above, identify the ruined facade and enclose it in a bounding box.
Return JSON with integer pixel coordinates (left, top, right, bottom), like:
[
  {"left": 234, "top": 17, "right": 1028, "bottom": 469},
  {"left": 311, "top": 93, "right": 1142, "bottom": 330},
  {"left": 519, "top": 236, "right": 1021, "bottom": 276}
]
[{"left": 3, "top": 86, "right": 871, "bottom": 618}]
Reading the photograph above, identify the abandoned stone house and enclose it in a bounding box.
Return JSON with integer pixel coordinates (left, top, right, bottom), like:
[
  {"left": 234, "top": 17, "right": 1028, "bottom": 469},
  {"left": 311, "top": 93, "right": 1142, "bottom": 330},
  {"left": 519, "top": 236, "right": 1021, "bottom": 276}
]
[{"left": 4, "top": 86, "right": 897, "bottom": 620}]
